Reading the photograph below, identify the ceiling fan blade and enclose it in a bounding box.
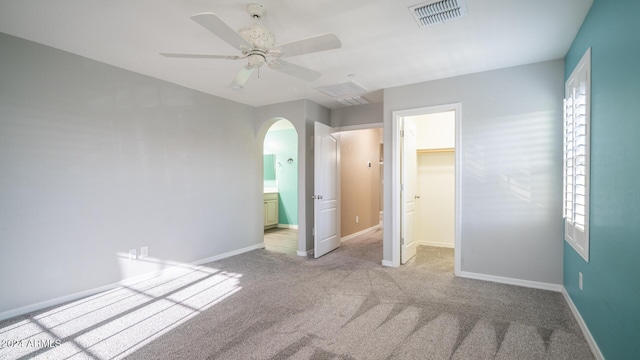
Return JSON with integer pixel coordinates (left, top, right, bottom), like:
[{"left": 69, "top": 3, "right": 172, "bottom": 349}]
[
  {"left": 160, "top": 52, "right": 240, "bottom": 60},
  {"left": 191, "top": 12, "right": 252, "bottom": 51},
  {"left": 271, "top": 33, "right": 341, "bottom": 58},
  {"left": 269, "top": 60, "right": 321, "bottom": 82},
  {"left": 231, "top": 66, "right": 256, "bottom": 87}
]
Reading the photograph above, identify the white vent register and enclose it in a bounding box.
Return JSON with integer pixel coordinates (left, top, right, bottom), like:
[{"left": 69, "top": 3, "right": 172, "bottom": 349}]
[{"left": 410, "top": 0, "right": 468, "bottom": 27}]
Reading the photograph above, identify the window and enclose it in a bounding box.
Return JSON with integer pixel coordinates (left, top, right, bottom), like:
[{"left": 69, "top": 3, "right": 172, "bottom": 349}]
[{"left": 563, "top": 47, "right": 591, "bottom": 261}]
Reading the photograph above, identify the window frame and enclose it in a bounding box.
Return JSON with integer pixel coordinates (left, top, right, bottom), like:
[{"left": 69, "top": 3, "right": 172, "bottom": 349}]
[{"left": 563, "top": 47, "right": 591, "bottom": 262}]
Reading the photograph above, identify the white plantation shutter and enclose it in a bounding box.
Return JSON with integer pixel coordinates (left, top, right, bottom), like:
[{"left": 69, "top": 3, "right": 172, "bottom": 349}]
[{"left": 564, "top": 48, "right": 591, "bottom": 262}]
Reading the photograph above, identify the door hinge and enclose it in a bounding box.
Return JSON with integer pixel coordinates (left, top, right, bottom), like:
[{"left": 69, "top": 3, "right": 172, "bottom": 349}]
[
  {"left": 400, "top": 130, "right": 405, "bottom": 137},
  {"left": 401, "top": 237, "right": 405, "bottom": 245},
  {"left": 401, "top": 183, "right": 404, "bottom": 192}
]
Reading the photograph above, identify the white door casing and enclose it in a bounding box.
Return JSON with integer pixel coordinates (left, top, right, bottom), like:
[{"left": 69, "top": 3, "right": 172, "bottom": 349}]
[
  {"left": 390, "top": 103, "right": 461, "bottom": 274},
  {"left": 401, "top": 118, "right": 418, "bottom": 263},
  {"left": 314, "top": 122, "right": 340, "bottom": 258}
]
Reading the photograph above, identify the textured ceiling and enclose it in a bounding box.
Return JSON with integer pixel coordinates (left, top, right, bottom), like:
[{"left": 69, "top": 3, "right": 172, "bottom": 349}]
[{"left": 0, "top": 0, "right": 593, "bottom": 109}]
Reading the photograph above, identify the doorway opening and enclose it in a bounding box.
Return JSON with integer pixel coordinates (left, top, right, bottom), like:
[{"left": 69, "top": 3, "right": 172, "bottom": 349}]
[
  {"left": 263, "top": 119, "right": 299, "bottom": 255},
  {"left": 392, "top": 104, "right": 461, "bottom": 274},
  {"left": 336, "top": 127, "right": 384, "bottom": 262},
  {"left": 311, "top": 122, "right": 384, "bottom": 261}
]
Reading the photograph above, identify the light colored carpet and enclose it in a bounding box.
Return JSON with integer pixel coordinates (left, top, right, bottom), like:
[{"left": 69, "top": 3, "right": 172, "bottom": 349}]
[{"left": 0, "top": 229, "right": 593, "bottom": 359}]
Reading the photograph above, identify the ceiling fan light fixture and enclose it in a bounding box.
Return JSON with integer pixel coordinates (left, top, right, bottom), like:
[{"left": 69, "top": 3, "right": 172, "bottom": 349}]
[
  {"left": 248, "top": 54, "right": 266, "bottom": 68},
  {"left": 409, "top": 0, "right": 468, "bottom": 28}
]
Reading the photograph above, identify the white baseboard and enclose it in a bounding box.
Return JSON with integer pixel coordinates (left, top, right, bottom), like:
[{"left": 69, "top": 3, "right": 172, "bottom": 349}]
[
  {"left": 458, "top": 271, "right": 563, "bottom": 292},
  {"left": 277, "top": 224, "right": 299, "bottom": 229},
  {"left": 0, "top": 242, "right": 265, "bottom": 322},
  {"left": 561, "top": 287, "right": 604, "bottom": 360},
  {"left": 192, "top": 243, "right": 264, "bottom": 266},
  {"left": 419, "top": 241, "right": 455, "bottom": 249},
  {"left": 0, "top": 283, "right": 120, "bottom": 323},
  {"left": 381, "top": 260, "right": 396, "bottom": 267},
  {"left": 341, "top": 224, "right": 381, "bottom": 242},
  {"left": 297, "top": 249, "right": 313, "bottom": 257}
]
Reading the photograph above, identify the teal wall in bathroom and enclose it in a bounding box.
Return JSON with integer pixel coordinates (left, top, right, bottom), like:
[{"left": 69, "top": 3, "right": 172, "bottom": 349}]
[
  {"left": 564, "top": 0, "right": 640, "bottom": 358},
  {"left": 264, "top": 126, "right": 298, "bottom": 225}
]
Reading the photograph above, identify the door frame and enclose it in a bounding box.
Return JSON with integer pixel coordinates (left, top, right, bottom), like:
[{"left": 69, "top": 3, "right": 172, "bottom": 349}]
[{"left": 391, "top": 103, "right": 461, "bottom": 274}]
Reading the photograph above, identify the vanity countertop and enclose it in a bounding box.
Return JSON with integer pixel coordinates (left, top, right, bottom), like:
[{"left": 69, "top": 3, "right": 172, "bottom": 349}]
[{"left": 264, "top": 187, "right": 279, "bottom": 194}]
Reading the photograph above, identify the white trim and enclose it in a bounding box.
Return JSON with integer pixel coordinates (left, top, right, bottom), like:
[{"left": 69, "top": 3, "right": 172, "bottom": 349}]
[
  {"left": 335, "top": 122, "right": 383, "bottom": 132},
  {"left": 561, "top": 287, "right": 604, "bottom": 360},
  {"left": 381, "top": 260, "right": 396, "bottom": 267},
  {"left": 453, "top": 104, "right": 462, "bottom": 276},
  {"left": 192, "top": 243, "right": 264, "bottom": 266},
  {"left": 391, "top": 111, "right": 401, "bottom": 267},
  {"left": 391, "top": 103, "right": 462, "bottom": 272},
  {"left": 458, "top": 271, "right": 563, "bottom": 292},
  {"left": 277, "top": 224, "right": 299, "bottom": 229},
  {"left": 341, "top": 224, "right": 381, "bottom": 242},
  {"left": 564, "top": 47, "right": 591, "bottom": 262},
  {"left": 0, "top": 242, "right": 265, "bottom": 322},
  {"left": 419, "top": 241, "right": 455, "bottom": 248},
  {"left": 0, "top": 283, "right": 120, "bottom": 323},
  {"left": 297, "top": 249, "right": 313, "bottom": 257}
]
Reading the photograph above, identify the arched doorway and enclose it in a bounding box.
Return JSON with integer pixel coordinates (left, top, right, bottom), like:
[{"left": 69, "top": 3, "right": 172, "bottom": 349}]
[{"left": 262, "top": 118, "right": 299, "bottom": 254}]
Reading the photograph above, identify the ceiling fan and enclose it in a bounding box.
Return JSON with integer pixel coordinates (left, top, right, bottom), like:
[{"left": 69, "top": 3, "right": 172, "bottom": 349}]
[{"left": 160, "top": 3, "right": 342, "bottom": 89}]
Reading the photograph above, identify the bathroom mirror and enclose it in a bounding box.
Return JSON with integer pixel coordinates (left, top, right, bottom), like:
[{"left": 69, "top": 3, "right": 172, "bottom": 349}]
[{"left": 263, "top": 154, "right": 276, "bottom": 182}]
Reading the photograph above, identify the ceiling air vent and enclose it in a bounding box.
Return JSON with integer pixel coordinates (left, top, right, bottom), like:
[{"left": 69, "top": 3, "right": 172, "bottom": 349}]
[
  {"left": 337, "top": 96, "right": 370, "bottom": 107},
  {"left": 409, "top": 0, "right": 468, "bottom": 28},
  {"left": 314, "top": 81, "right": 368, "bottom": 98}
]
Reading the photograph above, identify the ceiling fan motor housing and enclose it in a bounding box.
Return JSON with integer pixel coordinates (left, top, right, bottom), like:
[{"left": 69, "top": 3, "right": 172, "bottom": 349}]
[{"left": 238, "top": 23, "right": 275, "bottom": 51}]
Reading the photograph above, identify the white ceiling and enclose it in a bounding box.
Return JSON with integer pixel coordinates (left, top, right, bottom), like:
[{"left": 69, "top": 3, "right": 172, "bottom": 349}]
[{"left": 0, "top": 0, "right": 592, "bottom": 109}]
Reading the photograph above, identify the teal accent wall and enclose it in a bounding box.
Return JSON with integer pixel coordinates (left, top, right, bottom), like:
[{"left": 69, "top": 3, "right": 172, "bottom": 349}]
[
  {"left": 264, "top": 126, "right": 298, "bottom": 225},
  {"left": 564, "top": 0, "right": 640, "bottom": 358}
]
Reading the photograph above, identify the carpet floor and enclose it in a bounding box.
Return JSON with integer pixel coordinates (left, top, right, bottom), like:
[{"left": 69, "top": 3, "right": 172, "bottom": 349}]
[{"left": 0, "top": 228, "right": 594, "bottom": 359}]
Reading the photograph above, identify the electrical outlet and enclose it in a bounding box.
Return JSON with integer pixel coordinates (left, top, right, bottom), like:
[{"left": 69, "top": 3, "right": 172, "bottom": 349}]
[
  {"left": 579, "top": 272, "right": 583, "bottom": 290},
  {"left": 129, "top": 249, "right": 137, "bottom": 261},
  {"left": 140, "top": 246, "right": 148, "bottom": 258},
  {"left": 356, "top": 216, "right": 359, "bottom": 223}
]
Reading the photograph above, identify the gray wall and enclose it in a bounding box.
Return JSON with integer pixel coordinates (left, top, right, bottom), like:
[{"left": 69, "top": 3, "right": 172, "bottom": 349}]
[
  {"left": 0, "top": 33, "right": 262, "bottom": 314},
  {"left": 383, "top": 60, "right": 565, "bottom": 284},
  {"left": 331, "top": 102, "right": 383, "bottom": 128}
]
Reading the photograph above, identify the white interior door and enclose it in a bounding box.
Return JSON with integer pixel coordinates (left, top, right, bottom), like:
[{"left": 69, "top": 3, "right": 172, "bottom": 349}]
[
  {"left": 314, "top": 122, "right": 340, "bottom": 258},
  {"left": 401, "top": 118, "right": 418, "bottom": 264}
]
